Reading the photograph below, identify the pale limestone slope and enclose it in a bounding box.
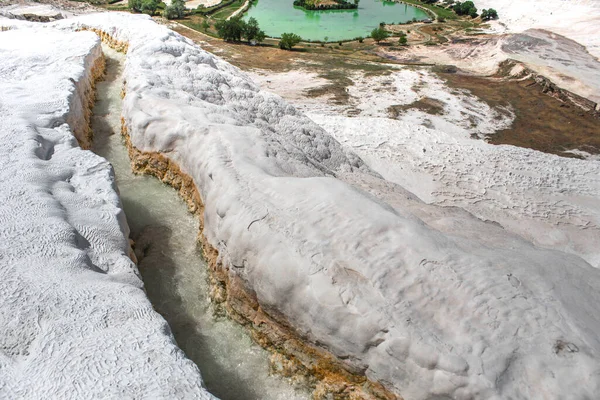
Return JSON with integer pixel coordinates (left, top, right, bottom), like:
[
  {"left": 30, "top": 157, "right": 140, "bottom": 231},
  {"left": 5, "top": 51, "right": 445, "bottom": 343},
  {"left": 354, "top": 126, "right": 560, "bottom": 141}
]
[
  {"left": 17, "top": 13, "right": 600, "bottom": 399},
  {"left": 0, "top": 27, "right": 214, "bottom": 399}
]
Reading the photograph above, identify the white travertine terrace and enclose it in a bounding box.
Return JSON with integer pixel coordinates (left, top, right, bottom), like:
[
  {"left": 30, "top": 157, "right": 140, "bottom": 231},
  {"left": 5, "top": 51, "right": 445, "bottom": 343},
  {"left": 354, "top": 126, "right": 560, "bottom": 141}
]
[
  {"left": 1, "top": 11, "right": 599, "bottom": 399},
  {"left": 0, "top": 24, "right": 214, "bottom": 399}
]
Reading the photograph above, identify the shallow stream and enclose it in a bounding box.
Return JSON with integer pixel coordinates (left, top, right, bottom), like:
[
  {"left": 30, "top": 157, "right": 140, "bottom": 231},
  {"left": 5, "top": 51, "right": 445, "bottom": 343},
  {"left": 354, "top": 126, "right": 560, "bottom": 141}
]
[{"left": 91, "top": 45, "right": 309, "bottom": 400}]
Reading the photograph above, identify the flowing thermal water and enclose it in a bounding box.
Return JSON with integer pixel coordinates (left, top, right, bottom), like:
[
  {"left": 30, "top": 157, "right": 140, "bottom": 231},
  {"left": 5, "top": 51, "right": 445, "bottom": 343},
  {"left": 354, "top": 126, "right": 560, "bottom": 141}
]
[{"left": 91, "top": 45, "right": 309, "bottom": 400}]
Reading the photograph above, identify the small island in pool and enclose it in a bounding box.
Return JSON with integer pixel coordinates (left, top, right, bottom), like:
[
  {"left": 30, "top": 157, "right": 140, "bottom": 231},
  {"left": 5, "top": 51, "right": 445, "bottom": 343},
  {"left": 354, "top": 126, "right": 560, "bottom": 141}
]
[{"left": 293, "top": 0, "right": 358, "bottom": 11}]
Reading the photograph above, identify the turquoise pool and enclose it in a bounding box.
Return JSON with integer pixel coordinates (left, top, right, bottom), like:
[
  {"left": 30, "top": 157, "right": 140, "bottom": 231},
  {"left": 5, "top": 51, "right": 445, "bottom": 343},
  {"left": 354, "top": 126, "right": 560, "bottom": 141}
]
[{"left": 243, "top": 0, "right": 430, "bottom": 41}]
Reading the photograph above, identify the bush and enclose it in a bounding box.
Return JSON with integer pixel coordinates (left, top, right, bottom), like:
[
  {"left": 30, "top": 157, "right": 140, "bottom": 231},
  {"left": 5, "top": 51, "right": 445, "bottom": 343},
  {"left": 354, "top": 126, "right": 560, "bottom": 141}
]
[
  {"left": 370, "top": 27, "right": 389, "bottom": 43},
  {"left": 357, "top": 36, "right": 364, "bottom": 43},
  {"left": 279, "top": 32, "right": 302, "bottom": 50},
  {"left": 398, "top": 35, "right": 407, "bottom": 45},
  {"left": 129, "top": 0, "right": 159, "bottom": 14},
  {"left": 163, "top": 0, "right": 186, "bottom": 19},
  {"left": 480, "top": 8, "right": 498, "bottom": 20}
]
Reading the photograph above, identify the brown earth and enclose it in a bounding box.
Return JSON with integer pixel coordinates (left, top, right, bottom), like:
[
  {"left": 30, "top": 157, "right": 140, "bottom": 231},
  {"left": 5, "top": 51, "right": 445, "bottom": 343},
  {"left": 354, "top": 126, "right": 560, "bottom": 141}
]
[
  {"left": 173, "top": 25, "right": 600, "bottom": 158},
  {"left": 441, "top": 71, "right": 600, "bottom": 157}
]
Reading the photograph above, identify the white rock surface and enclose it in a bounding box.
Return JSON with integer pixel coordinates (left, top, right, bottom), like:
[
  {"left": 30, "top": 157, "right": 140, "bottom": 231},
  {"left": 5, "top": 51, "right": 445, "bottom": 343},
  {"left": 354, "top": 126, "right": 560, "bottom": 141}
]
[
  {"left": 255, "top": 65, "right": 600, "bottom": 268},
  {"left": 33, "top": 12, "right": 600, "bottom": 399},
  {"left": 0, "top": 4, "right": 73, "bottom": 21},
  {"left": 4, "top": 12, "right": 600, "bottom": 399},
  {"left": 0, "top": 25, "right": 214, "bottom": 399},
  {"left": 474, "top": 0, "right": 600, "bottom": 60}
]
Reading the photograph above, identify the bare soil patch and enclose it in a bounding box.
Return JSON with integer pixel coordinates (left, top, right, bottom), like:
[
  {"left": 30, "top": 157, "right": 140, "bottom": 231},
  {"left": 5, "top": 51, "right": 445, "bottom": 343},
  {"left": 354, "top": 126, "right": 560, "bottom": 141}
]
[{"left": 443, "top": 72, "right": 600, "bottom": 157}]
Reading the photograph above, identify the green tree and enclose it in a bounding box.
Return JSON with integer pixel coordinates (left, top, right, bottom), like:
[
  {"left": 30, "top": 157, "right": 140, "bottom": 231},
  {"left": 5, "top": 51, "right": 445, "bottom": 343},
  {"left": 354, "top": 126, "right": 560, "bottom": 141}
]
[
  {"left": 201, "top": 19, "right": 211, "bottom": 32},
  {"left": 243, "top": 17, "right": 266, "bottom": 43},
  {"left": 163, "top": 0, "right": 186, "bottom": 19},
  {"left": 453, "top": 1, "right": 477, "bottom": 17},
  {"left": 370, "top": 27, "right": 389, "bottom": 43},
  {"left": 398, "top": 35, "right": 407, "bottom": 45},
  {"left": 215, "top": 17, "right": 247, "bottom": 42},
  {"left": 129, "top": 0, "right": 158, "bottom": 14},
  {"left": 279, "top": 32, "right": 302, "bottom": 50},
  {"left": 481, "top": 8, "right": 498, "bottom": 20},
  {"left": 138, "top": 0, "right": 158, "bottom": 14}
]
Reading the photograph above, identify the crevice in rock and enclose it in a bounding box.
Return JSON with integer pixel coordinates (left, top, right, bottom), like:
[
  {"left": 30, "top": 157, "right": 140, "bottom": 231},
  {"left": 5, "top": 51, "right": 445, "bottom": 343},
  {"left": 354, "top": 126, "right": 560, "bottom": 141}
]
[{"left": 90, "top": 27, "right": 401, "bottom": 400}]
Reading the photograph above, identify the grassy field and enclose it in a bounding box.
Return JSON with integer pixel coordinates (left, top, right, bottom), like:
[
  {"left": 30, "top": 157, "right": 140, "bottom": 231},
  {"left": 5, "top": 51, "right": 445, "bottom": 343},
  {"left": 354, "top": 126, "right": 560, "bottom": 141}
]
[{"left": 208, "top": 0, "right": 244, "bottom": 19}]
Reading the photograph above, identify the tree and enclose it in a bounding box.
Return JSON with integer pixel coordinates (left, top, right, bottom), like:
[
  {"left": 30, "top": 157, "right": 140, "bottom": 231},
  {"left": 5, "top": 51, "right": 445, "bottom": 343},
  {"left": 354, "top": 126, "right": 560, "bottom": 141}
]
[
  {"left": 129, "top": 0, "right": 159, "bottom": 14},
  {"left": 481, "top": 8, "right": 498, "bottom": 20},
  {"left": 370, "top": 27, "right": 389, "bottom": 43},
  {"left": 215, "top": 17, "right": 247, "bottom": 42},
  {"left": 163, "top": 0, "right": 186, "bottom": 19},
  {"left": 279, "top": 33, "right": 302, "bottom": 50},
  {"left": 398, "top": 35, "right": 407, "bottom": 45},
  {"left": 201, "top": 19, "right": 211, "bottom": 32},
  {"left": 243, "top": 17, "right": 266, "bottom": 43},
  {"left": 452, "top": 1, "right": 477, "bottom": 17},
  {"left": 353, "top": 0, "right": 359, "bottom": 5}
]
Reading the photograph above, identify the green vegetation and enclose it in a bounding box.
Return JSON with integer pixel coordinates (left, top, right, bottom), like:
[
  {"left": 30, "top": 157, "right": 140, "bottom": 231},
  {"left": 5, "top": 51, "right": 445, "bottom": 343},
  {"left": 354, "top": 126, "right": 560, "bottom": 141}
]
[
  {"left": 129, "top": 0, "right": 158, "bottom": 14},
  {"left": 480, "top": 8, "right": 498, "bottom": 20},
  {"left": 243, "top": 17, "right": 266, "bottom": 43},
  {"left": 293, "top": 0, "right": 358, "bottom": 10},
  {"left": 370, "top": 27, "right": 390, "bottom": 43},
  {"left": 398, "top": 31, "right": 407, "bottom": 45},
  {"left": 163, "top": 0, "right": 186, "bottom": 19},
  {"left": 215, "top": 16, "right": 266, "bottom": 43},
  {"left": 279, "top": 33, "right": 302, "bottom": 50},
  {"left": 452, "top": 1, "right": 477, "bottom": 18},
  {"left": 201, "top": 19, "right": 211, "bottom": 31}
]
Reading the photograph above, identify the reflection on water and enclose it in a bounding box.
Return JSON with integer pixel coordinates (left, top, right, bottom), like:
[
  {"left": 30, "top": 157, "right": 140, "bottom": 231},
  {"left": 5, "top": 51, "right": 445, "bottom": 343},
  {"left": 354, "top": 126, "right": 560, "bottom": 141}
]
[
  {"left": 91, "top": 45, "right": 309, "bottom": 400},
  {"left": 245, "top": 0, "right": 429, "bottom": 41}
]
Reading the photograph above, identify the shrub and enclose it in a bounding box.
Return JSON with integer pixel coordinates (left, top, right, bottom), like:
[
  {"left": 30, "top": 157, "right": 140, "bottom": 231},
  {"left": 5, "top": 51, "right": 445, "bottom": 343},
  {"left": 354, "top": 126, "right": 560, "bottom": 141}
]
[
  {"left": 129, "top": 0, "right": 159, "bottom": 14},
  {"left": 370, "top": 27, "right": 389, "bottom": 43},
  {"left": 357, "top": 36, "right": 364, "bottom": 43},
  {"left": 398, "top": 35, "right": 407, "bottom": 45},
  {"left": 279, "top": 32, "right": 302, "bottom": 50},
  {"left": 163, "top": 0, "right": 186, "bottom": 19},
  {"left": 480, "top": 8, "right": 498, "bottom": 20}
]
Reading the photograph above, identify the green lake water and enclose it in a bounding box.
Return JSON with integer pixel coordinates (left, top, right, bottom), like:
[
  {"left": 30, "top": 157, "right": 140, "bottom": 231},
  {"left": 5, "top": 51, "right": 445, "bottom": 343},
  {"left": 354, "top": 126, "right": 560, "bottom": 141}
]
[{"left": 243, "top": 0, "right": 429, "bottom": 41}]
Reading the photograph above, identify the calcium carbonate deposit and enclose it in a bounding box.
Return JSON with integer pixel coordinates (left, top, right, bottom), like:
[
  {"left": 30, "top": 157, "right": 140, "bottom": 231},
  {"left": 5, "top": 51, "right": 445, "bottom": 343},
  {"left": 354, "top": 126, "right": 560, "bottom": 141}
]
[
  {"left": 1, "top": 9, "right": 600, "bottom": 400},
  {"left": 91, "top": 44, "right": 308, "bottom": 400},
  {"left": 0, "top": 26, "right": 214, "bottom": 399}
]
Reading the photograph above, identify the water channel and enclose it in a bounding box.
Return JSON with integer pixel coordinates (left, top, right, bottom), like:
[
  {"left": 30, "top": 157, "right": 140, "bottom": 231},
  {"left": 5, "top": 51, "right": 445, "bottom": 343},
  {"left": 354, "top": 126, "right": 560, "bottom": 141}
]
[
  {"left": 91, "top": 45, "right": 309, "bottom": 400},
  {"left": 244, "top": 0, "right": 429, "bottom": 41}
]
